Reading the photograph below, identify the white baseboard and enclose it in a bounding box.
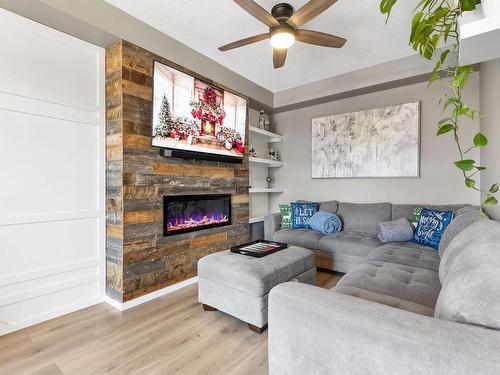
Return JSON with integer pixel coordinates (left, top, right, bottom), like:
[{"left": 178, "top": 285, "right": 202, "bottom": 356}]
[{"left": 104, "top": 276, "right": 199, "bottom": 311}]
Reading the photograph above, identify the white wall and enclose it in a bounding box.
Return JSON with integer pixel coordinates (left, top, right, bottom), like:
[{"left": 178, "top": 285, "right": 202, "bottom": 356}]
[
  {"left": 480, "top": 59, "right": 500, "bottom": 220},
  {"left": 0, "top": 10, "right": 105, "bottom": 335},
  {"left": 269, "top": 75, "right": 481, "bottom": 212}
]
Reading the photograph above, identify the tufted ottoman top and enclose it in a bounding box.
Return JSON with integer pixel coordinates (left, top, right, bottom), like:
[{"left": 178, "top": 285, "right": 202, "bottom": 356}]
[{"left": 198, "top": 246, "right": 315, "bottom": 297}]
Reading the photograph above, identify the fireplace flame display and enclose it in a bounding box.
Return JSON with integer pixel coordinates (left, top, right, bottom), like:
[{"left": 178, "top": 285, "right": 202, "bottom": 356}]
[
  {"left": 168, "top": 210, "right": 228, "bottom": 231},
  {"left": 164, "top": 194, "right": 231, "bottom": 236}
]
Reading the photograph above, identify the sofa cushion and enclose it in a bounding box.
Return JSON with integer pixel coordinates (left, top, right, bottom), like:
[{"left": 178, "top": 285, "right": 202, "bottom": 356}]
[
  {"left": 435, "top": 220, "right": 500, "bottom": 330},
  {"left": 318, "top": 231, "right": 382, "bottom": 257},
  {"left": 332, "top": 285, "right": 435, "bottom": 317},
  {"left": 337, "top": 260, "right": 441, "bottom": 308},
  {"left": 274, "top": 228, "right": 324, "bottom": 249},
  {"left": 391, "top": 204, "right": 467, "bottom": 221},
  {"left": 438, "top": 207, "right": 487, "bottom": 258},
  {"left": 197, "top": 247, "right": 315, "bottom": 297},
  {"left": 319, "top": 200, "right": 339, "bottom": 214},
  {"left": 366, "top": 242, "right": 440, "bottom": 272},
  {"left": 337, "top": 202, "right": 391, "bottom": 235}
]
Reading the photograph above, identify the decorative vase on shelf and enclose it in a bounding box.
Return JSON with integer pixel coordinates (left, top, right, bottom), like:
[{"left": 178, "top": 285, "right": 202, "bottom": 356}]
[
  {"left": 266, "top": 176, "right": 272, "bottom": 188},
  {"left": 268, "top": 148, "right": 279, "bottom": 161},
  {"left": 249, "top": 145, "right": 257, "bottom": 157},
  {"left": 264, "top": 120, "right": 270, "bottom": 131},
  {"left": 258, "top": 109, "right": 266, "bottom": 129}
]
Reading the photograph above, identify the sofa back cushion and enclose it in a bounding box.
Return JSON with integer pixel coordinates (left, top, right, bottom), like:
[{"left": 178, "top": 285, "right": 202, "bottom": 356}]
[
  {"left": 337, "top": 202, "right": 391, "bottom": 236},
  {"left": 435, "top": 220, "right": 500, "bottom": 330},
  {"left": 391, "top": 204, "right": 468, "bottom": 222},
  {"left": 438, "top": 207, "right": 487, "bottom": 258},
  {"left": 319, "top": 200, "right": 339, "bottom": 214}
]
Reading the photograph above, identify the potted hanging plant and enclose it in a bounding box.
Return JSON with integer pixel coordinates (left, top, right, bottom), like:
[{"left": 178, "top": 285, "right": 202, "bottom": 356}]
[{"left": 379, "top": 0, "right": 498, "bottom": 211}]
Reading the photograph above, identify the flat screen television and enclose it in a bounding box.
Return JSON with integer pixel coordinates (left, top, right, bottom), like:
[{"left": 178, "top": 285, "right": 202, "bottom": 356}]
[{"left": 152, "top": 60, "right": 247, "bottom": 162}]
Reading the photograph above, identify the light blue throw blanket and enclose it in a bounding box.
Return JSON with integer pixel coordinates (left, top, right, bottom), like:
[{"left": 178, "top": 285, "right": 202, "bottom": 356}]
[{"left": 309, "top": 211, "right": 342, "bottom": 235}]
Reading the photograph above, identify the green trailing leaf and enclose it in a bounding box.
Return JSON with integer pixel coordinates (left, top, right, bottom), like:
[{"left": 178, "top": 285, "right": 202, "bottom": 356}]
[
  {"left": 443, "top": 97, "right": 460, "bottom": 112},
  {"left": 454, "top": 159, "right": 475, "bottom": 171},
  {"left": 475, "top": 166, "right": 487, "bottom": 171},
  {"left": 465, "top": 178, "right": 475, "bottom": 188},
  {"left": 490, "top": 183, "right": 499, "bottom": 193},
  {"left": 484, "top": 196, "right": 498, "bottom": 206},
  {"left": 453, "top": 66, "right": 472, "bottom": 89},
  {"left": 455, "top": 103, "right": 470, "bottom": 116},
  {"left": 473, "top": 132, "right": 488, "bottom": 147},
  {"left": 428, "top": 71, "right": 441, "bottom": 86},
  {"left": 439, "top": 49, "right": 450, "bottom": 64},
  {"left": 437, "top": 124, "right": 454, "bottom": 136},
  {"left": 380, "top": 0, "right": 398, "bottom": 21},
  {"left": 461, "top": 0, "right": 477, "bottom": 11}
]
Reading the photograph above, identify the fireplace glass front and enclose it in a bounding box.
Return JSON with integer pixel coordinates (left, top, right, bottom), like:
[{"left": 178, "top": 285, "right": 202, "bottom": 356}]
[{"left": 163, "top": 194, "right": 231, "bottom": 236}]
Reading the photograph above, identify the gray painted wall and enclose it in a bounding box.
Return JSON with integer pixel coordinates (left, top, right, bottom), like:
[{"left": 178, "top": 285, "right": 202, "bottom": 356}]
[
  {"left": 480, "top": 59, "right": 500, "bottom": 220},
  {"left": 269, "top": 74, "right": 481, "bottom": 212}
]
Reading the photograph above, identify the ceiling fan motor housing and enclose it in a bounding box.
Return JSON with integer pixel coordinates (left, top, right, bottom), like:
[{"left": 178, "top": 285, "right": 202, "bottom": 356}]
[{"left": 271, "top": 3, "right": 294, "bottom": 23}]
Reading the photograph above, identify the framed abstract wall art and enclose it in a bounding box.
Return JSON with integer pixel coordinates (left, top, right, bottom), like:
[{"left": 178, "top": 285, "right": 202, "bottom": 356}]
[{"left": 311, "top": 101, "right": 420, "bottom": 178}]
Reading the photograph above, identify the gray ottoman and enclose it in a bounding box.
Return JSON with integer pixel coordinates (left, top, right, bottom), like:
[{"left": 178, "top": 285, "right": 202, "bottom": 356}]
[{"left": 198, "top": 246, "right": 316, "bottom": 333}]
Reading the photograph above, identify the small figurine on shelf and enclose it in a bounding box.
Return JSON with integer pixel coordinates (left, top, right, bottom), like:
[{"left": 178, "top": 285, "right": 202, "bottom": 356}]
[
  {"left": 264, "top": 119, "right": 271, "bottom": 131},
  {"left": 258, "top": 109, "right": 266, "bottom": 130},
  {"left": 225, "top": 138, "right": 234, "bottom": 150},
  {"left": 266, "top": 176, "right": 272, "bottom": 188},
  {"left": 249, "top": 145, "right": 257, "bottom": 158},
  {"left": 268, "top": 148, "right": 279, "bottom": 161}
]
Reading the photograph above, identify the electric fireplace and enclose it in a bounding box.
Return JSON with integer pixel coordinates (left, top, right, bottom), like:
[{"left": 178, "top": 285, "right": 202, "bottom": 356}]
[{"left": 163, "top": 194, "right": 231, "bottom": 236}]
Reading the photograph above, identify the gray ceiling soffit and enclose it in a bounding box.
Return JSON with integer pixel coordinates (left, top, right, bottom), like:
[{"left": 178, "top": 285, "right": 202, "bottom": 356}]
[{"left": 272, "top": 64, "right": 481, "bottom": 114}]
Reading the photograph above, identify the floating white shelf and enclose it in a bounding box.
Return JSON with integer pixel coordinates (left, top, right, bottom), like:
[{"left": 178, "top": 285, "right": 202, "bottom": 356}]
[
  {"left": 249, "top": 126, "right": 283, "bottom": 143},
  {"left": 249, "top": 157, "right": 284, "bottom": 167},
  {"left": 249, "top": 188, "right": 283, "bottom": 194},
  {"left": 249, "top": 215, "right": 265, "bottom": 224}
]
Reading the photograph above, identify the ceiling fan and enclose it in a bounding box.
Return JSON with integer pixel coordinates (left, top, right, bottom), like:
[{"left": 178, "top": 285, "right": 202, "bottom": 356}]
[{"left": 218, "top": 0, "right": 346, "bottom": 69}]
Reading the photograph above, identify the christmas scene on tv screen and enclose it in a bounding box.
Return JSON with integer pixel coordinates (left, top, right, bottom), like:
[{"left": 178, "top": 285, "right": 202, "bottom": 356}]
[{"left": 152, "top": 61, "right": 246, "bottom": 158}]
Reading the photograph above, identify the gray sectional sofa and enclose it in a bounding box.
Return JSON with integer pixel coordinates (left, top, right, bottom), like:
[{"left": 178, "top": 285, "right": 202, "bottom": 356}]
[
  {"left": 265, "top": 202, "right": 500, "bottom": 374},
  {"left": 265, "top": 201, "right": 468, "bottom": 272}
]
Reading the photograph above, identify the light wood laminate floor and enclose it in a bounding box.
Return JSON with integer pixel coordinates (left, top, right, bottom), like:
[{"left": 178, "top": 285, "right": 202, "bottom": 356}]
[{"left": 0, "top": 270, "right": 342, "bottom": 375}]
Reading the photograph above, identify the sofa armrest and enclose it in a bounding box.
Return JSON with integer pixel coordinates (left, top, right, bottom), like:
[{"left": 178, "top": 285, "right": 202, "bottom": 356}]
[
  {"left": 269, "top": 283, "right": 500, "bottom": 375},
  {"left": 264, "top": 212, "right": 281, "bottom": 240}
]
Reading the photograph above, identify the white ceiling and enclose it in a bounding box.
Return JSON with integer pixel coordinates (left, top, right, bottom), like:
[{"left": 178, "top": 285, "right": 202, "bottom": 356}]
[{"left": 104, "top": 0, "right": 417, "bottom": 93}]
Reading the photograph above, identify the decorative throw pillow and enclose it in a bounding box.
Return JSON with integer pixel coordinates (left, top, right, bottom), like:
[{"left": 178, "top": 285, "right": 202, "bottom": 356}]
[
  {"left": 291, "top": 202, "right": 320, "bottom": 229},
  {"left": 279, "top": 204, "right": 293, "bottom": 229},
  {"left": 413, "top": 208, "right": 453, "bottom": 250},
  {"left": 412, "top": 207, "right": 422, "bottom": 228},
  {"left": 377, "top": 218, "right": 414, "bottom": 243}
]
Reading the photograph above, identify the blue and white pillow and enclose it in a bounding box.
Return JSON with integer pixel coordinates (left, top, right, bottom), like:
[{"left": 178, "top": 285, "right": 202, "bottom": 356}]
[
  {"left": 291, "top": 202, "right": 319, "bottom": 229},
  {"left": 413, "top": 208, "right": 453, "bottom": 249}
]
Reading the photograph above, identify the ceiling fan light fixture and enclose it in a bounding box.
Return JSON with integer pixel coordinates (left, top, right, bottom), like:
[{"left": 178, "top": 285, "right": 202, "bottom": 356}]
[{"left": 270, "top": 28, "right": 295, "bottom": 49}]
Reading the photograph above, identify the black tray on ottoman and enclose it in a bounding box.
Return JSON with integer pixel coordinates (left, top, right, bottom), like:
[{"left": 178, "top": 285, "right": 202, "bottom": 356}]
[{"left": 230, "top": 239, "right": 288, "bottom": 258}]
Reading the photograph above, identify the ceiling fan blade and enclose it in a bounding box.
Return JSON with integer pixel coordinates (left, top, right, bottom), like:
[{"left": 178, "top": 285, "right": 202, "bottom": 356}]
[
  {"left": 219, "top": 33, "right": 269, "bottom": 51},
  {"left": 273, "top": 48, "right": 287, "bottom": 69},
  {"left": 287, "top": 0, "right": 338, "bottom": 28},
  {"left": 233, "top": 0, "right": 280, "bottom": 28},
  {"left": 295, "top": 29, "right": 346, "bottom": 48}
]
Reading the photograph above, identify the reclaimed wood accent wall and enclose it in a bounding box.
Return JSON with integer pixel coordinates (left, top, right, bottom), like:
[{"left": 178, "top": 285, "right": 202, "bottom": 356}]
[{"left": 105, "top": 40, "right": 250, "bottom": 302}]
